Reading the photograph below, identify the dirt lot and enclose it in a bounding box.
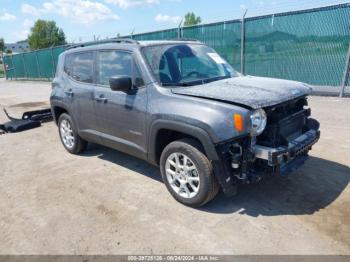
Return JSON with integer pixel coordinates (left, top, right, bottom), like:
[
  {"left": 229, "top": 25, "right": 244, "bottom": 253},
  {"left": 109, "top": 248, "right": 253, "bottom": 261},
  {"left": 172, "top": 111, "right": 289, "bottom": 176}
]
[{"left": 0, "top": 78, "right": 349, "bottom": 255}]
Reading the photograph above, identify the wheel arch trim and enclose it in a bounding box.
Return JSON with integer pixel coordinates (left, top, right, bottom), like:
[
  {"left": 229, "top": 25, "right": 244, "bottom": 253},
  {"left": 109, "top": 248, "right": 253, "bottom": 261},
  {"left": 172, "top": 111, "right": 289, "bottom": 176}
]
[
  {"left": 148, "top": 119, "right": 219, "bottom": 165},
  {"left": 50, "top": 102, "right": 80, "bottom": 134}
]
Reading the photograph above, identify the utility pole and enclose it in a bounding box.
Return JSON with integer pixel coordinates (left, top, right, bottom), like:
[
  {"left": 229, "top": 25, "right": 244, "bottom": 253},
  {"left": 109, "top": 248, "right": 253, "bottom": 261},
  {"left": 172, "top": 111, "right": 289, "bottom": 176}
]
[
  {"left": 340, "top": 43, "right": 350, "bottom": 98},
  {"left": 240, "top": 9, "right": 248, "bottom": 75}
]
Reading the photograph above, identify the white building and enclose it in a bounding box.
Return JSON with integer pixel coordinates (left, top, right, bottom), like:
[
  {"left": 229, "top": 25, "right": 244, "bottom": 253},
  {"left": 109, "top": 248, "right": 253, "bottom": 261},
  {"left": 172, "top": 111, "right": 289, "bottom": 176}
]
[{"left": 4, "top": 40, "right": 29, "bottom": 54}]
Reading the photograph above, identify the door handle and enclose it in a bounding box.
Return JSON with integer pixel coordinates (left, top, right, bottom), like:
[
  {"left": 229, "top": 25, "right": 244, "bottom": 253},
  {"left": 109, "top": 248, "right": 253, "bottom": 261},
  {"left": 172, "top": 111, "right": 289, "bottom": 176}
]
[
  {"left": 95, "top": 95, "right": 108, "bottom": 103},
  {"left": 64, "top": 89, "right": 74, "bottom": 96}
]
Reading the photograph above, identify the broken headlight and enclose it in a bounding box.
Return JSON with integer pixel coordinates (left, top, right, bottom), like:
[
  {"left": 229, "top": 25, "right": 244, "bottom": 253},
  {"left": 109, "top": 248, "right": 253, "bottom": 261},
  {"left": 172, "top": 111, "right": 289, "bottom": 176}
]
[{"left": 250, "top": 108, "right": 267, "bottom": 136}]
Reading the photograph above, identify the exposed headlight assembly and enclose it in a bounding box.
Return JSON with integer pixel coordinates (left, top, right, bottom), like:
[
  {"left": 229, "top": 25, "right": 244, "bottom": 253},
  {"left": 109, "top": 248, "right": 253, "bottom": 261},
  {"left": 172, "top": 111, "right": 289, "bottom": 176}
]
[{"left": 250, "top": 108, "right": 267, "bottom": 136}]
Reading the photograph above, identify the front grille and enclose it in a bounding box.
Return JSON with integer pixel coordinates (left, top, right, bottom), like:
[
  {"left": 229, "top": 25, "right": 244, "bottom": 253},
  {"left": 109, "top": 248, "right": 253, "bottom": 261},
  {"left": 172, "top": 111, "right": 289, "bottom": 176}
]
[{"left": 257, "top": 96, "right": 309, "bottom": 147}]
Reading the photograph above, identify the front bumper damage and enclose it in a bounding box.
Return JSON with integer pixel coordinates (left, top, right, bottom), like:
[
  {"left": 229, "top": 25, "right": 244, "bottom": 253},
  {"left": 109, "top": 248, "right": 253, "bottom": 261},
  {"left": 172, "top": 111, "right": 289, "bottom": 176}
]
[
  {"left": 254, "top": 129, "right": 320, "bottom": 168},
  {"left": 212, "top": 127, "right": 320, "bottom": 197}
]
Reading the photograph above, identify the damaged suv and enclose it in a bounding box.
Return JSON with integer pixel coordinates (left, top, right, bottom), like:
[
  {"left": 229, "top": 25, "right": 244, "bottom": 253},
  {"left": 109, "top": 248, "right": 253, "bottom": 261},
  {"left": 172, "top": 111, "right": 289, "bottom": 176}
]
[{"left": 50, "top": 39, "right": 320, "bottom": 207}]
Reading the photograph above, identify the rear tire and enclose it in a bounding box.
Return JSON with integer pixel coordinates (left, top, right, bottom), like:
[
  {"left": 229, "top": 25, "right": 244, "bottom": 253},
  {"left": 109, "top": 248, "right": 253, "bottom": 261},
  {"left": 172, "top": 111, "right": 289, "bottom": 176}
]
[
  {"left": 160, "top": 138, "right": 220, "bottom": 207},
  {"left": 58, "top": 113, "right": 87, "bottom": 154}
]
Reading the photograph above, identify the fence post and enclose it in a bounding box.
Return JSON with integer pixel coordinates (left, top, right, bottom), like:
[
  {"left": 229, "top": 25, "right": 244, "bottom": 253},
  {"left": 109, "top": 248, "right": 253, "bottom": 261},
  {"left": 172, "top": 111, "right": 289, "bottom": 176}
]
[
  {"left": 21, "top": 53, "right": 27, "bottom": 79},
  {"left": 35, "top": 51, "right": 41, "bottom": 79},
  {"left": 339, "top": 43, "right": 350, "bottom": 98},
  {"left": 240, "top": 9, "right": 248, "bottom": 74},
  {"left": 11, "top": 55, "right": 16, "bottom": 80},
  {"left": 50, "top": 47, "right": 55, "bottom": 79},
  {"left": 177, "top": 19, "right": 183, "bottom": 39},
  {"left": 3, "top": 62, "right": 7, "bottom": 80},
  {"left": 1, "top": 53, "right": 6, "bottom": 79}
]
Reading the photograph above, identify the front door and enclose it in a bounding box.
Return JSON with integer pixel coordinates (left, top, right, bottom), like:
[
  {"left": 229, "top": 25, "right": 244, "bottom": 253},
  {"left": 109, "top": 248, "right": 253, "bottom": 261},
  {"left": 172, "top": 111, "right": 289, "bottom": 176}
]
[{"left": 93, "top": 50, "right": 148, "bottom": 159}]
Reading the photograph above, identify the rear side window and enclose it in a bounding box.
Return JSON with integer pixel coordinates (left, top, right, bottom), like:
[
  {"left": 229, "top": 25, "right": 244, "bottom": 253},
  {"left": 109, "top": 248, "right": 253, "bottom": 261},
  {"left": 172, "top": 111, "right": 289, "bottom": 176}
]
[
  {"left": 64, "top": 52, "right": 94, "bottom": 84},
  {"left": 97, "top": 50, "right": 144, "bottom": 88}
]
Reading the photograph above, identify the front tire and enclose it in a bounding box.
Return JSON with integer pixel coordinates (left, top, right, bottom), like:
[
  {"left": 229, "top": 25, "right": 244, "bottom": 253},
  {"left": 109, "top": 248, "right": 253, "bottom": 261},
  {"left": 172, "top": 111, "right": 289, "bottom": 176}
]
[
  {"left": 160, "top": 138, "right": 219, "bottom": 207},
  {"left": 58, "top": 113, "right": 87, "bottom": 154}
]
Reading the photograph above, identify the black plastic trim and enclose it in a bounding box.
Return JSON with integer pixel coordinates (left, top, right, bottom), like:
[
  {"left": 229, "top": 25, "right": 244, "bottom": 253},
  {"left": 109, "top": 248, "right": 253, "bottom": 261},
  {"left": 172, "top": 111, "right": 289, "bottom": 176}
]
[{"left": 148, "top": 119, "right": 219, "bottom": 165}]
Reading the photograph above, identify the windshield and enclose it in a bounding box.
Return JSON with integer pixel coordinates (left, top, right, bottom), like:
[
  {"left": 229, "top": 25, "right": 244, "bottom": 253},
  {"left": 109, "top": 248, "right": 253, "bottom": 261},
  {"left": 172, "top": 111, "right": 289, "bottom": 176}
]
[{"left": 142, "top": 44, "right": 238, "bottom": 87}]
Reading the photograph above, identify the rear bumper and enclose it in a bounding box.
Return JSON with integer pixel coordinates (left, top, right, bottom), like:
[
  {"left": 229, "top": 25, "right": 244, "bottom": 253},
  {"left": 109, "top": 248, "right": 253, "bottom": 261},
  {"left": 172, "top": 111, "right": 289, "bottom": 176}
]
[{"left": 254, "top": 129, "right": 320, "bottom": 166}]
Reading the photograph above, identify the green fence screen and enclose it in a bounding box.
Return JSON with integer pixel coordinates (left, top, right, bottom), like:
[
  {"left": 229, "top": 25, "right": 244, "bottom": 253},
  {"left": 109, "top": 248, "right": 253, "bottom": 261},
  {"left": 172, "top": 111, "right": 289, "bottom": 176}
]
[
  {"left": 3, "top": 3, "right": 350, "bottom": 86},
  {"left": 132, "top": 28, "right": 178, "bottom": 41},
  {"left": 244, "top": 4, "right": 350, "bottom": 86},
  {"left": 4, "top": 45, "right": 66, "bottom": 80}
]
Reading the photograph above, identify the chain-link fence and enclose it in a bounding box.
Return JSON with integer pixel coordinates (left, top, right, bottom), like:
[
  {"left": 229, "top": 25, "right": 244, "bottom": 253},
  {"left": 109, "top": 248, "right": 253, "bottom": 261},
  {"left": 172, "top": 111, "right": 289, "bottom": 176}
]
[{"left": 3, "top": 3, "right": 350, "bottom": 86}]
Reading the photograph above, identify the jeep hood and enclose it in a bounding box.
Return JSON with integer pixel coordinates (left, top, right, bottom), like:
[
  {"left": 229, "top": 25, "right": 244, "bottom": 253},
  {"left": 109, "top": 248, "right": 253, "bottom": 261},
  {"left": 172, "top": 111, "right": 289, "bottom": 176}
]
[{"left": 171, "top": 76, "right": 312, "bottom": 109}]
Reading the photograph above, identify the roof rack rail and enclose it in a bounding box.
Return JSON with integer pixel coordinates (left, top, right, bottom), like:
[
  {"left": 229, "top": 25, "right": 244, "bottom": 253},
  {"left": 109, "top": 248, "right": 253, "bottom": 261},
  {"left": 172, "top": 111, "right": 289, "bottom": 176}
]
[
  {"left": 66, "top": 38, "right": 139, "bottom": 50},
  {"left": 168, "top": 38, "right": 201, "bottom": 42}
]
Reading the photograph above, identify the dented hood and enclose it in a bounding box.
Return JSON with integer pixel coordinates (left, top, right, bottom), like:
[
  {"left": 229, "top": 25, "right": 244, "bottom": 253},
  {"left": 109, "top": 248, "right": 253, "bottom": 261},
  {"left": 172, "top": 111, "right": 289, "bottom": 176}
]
[{"left": 171, "top": 76, "right": 312, "bottom": 109}]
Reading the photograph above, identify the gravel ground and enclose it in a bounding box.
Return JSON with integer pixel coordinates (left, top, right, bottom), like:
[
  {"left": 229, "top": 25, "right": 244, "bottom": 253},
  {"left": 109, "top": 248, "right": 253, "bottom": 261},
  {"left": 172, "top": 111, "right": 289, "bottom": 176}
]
[{"left": 0, "top": 79, "right": 349, "bottom": 255}]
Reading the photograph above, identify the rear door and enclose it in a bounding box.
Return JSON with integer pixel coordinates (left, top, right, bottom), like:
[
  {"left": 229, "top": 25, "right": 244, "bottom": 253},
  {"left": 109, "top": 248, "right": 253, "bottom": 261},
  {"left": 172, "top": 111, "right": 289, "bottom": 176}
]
[
  {"left": 93, "top": 50, "right": 148, "bottom": 159},
  {"left": 63, "top": 51, "right": 100, "bottom": 143}
]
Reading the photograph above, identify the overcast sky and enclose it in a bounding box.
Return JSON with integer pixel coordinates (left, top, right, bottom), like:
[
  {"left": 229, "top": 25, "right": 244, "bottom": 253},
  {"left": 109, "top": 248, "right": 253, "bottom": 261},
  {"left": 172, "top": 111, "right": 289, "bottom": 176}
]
[{"left": 0, "top": 0, "right": 348, "bottom": 43}]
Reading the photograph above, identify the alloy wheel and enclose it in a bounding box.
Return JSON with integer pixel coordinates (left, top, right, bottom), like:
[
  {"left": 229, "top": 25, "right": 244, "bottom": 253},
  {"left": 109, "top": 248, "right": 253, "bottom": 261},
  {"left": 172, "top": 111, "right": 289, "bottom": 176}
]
[
  {"left": 165, "top": 152, "right": 200, "bottom": 199},
  {"left": 60, "top": 119, "right": 75, "bottom": 149}
]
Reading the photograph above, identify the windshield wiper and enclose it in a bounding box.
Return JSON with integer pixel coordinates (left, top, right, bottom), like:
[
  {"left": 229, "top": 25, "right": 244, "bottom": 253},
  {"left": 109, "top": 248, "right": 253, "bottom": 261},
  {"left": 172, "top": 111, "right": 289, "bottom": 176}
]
[
  {"left": 161, "top": 82, "right": 192, "bottom": 87},
  {"left": 203, "top": 75, "right": 231, "bottom": 84},
  {"left": 161, "top": 76, "right": 232, "bottom": 87}
]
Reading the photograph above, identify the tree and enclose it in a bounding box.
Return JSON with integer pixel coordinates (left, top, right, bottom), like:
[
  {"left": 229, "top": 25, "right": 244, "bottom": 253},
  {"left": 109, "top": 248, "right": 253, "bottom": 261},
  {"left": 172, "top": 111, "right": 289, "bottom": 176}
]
[
  {"left": 5, "top": 49, "right": 12, "bottom": 54},
  {"left": 0, "top": 38, "right": 5, "bottom": 60},
  {"left": 0, "top": 38, "right": 4, "bottom": 53},
  {"left": 184, "top": 12, "right": 201, "bottom": 27},
  {"left": 28, "top": 20, "right": 66, "bottom": 50}
]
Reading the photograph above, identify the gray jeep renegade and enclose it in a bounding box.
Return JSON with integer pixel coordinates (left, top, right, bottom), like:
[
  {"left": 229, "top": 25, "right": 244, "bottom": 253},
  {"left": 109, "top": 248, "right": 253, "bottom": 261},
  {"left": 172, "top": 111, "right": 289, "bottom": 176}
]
[{"left": 50, "top": 39, "right": 320, "bottom": 207}]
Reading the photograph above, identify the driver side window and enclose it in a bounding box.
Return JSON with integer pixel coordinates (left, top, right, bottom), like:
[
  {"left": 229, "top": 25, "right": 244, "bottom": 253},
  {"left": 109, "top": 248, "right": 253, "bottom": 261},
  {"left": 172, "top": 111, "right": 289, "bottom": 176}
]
[{"left": 97, "top": 50, "right": 144, "bottom": 88}]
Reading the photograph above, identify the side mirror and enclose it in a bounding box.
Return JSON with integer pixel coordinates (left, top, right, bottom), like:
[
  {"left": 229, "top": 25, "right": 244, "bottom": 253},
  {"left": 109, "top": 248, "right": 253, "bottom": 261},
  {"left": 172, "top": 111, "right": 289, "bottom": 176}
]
[{"left": 109, "top": 76, "right": 132, "bottom": 92}]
